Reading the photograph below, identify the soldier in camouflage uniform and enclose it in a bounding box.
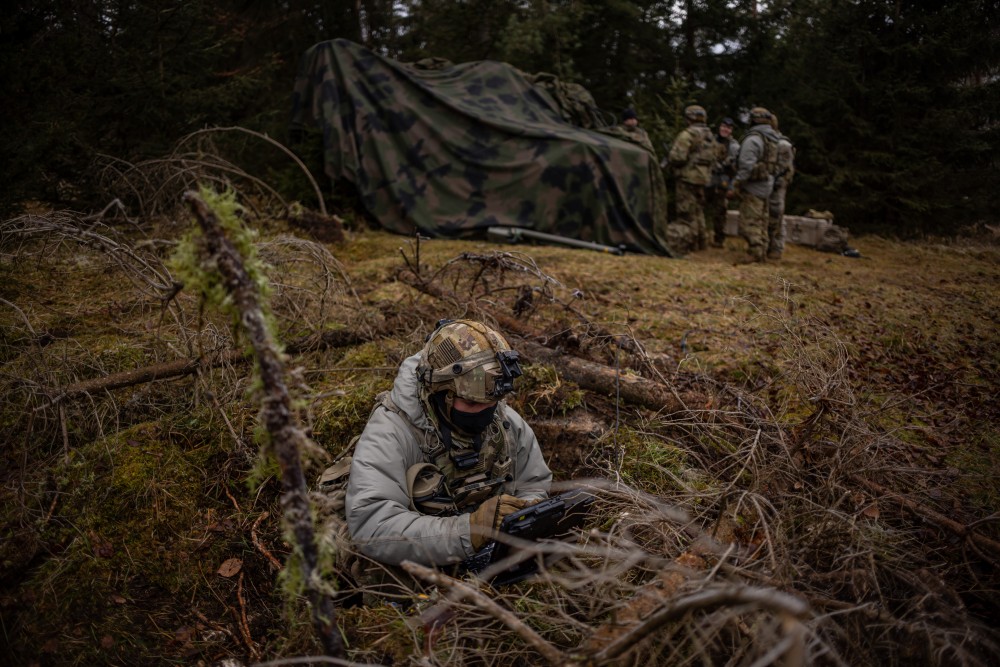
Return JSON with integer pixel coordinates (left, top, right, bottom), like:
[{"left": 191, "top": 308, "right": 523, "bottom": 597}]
[
  {"left": 705, "top": 117, "right": 740, "bottom": 247},
  {"left": 668, "top": 105, "right": 716, "bottom": 251},
  {"left": 766, "top": 114, "right": 795, "bottom": 260},
  {"left": 730, "top": 107, "right": 781, "bottom": 262},
  {"left": 344, "top": 319, "right": 551, "bottom": 569},
  {"left": 619, "top": 107, "right": 654, "bottom": 153}
]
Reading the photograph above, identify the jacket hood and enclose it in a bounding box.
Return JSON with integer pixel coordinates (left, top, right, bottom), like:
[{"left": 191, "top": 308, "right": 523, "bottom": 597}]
[
  {"left": 749, "top": 124, "right": 780, "bottom": 140},
  {"left": 389, "top": 352, "right": 433, "bottom": 431}
]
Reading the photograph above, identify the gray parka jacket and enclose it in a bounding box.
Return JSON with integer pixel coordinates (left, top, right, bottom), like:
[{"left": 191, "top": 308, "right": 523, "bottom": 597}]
[
  {"left": 734, "top": 123, "right": 781, "bottom": 199},
  {"left": 345, "top": 353, "right": 552, "bottom": 566}
]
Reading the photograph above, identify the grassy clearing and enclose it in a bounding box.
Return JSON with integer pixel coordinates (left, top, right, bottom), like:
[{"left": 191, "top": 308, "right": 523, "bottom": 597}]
[{"left": 2, "top": 212, "right": 998, "bottom": 665}]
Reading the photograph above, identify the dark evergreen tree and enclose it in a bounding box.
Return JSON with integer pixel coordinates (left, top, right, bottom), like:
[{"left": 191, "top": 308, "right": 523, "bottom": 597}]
[{"left": 754, "top": 0, "right": 999, "bottom": 232}]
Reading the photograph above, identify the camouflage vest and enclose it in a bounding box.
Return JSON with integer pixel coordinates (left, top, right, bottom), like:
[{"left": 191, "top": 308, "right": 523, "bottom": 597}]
[
  {"left": 317, "top": 391, "right": 514, "bottom": 522},
  {"left": 775, "top": 135, "right": 795, "bottom": 183},
  {"left": 745, "top": 130, "right": 780, "bottom": 181},
  {"left": 678, "top": 125, "right": 715, "bottom": 185}
]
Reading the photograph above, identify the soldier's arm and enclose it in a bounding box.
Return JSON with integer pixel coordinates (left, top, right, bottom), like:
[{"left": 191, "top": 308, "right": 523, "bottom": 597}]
[
  {"left": 503, "top": 407, "right": 552, "bottom": 501},
  {"left": 346, "top": 411, "right": 476, "bottom": 566},
  {"left": 733, "top": 135, "right": 761, "bottom": 185},
  {"left": 668, "top": 129, "right": 692, "bottom": 166}
]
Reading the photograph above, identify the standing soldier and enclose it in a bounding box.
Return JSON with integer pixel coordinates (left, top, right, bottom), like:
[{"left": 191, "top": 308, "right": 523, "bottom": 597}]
[
  {"left": 766, "top": 114, "right": 795, "bottom": 260},
  {"left": 668, "top": 104, "right": 715, "bottom": 251},
  {"left": 705, "top": 117, "right": 740, "bottom": 247},
  {"left": 729, "top": 107, "right": 781, "bottom": 263},
  {"left": 618, "top": 107, "right": 655, "bottom": 153}
]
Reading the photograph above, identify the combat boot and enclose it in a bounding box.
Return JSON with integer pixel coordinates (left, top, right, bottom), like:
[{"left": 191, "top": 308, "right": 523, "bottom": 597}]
[{"left": 767, "top": 250, "right": 782, "bottom": 261}]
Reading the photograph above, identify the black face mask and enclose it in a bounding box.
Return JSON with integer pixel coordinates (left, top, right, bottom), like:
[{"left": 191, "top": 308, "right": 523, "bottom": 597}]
[
  {"left": 450, "top": 403, "right": 497, "bottom": 436},
  {"left": 432, "top": 392, "right": 496, "bottom": 436}
]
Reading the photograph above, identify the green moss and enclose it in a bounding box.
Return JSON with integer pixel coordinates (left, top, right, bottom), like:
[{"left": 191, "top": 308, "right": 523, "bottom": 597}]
[
  {"left": 338, "top": 342, "right": 388, "bottom": 369},
  {"left": 169, "top": 186, "right": 278, "bottom": 343},
  {"left": 311, "top": 379, "right": 392, "bottom": 458},
  {"left": 9, "top": 416, "right": 236, "bottom": 664},
  {"left": 614, "top": 427, "right": 691, "bottom": 494},
  {"left": 512, "top": 363, "right": 586, "bottom": 417}
]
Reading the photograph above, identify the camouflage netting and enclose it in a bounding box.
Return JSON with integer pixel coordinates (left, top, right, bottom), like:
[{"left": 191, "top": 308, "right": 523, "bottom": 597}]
[{"left": 291, "top": 39, "right": 675, "bottom": 256}]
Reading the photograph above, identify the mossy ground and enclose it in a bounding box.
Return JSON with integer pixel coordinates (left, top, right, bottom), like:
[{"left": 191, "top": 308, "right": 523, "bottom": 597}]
[{"left": 2, "top": 218, "right": 998, "bottom": 665}]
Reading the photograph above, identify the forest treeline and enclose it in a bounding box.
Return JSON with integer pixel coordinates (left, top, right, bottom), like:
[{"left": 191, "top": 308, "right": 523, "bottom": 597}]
[{"left": 2, "top": 0, "right": 997, "bottom": 234}]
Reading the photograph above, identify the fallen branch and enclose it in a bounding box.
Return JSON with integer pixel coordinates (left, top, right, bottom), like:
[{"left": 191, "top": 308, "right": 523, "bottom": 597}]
[
  {"left": 856, "top": 477, "right": 1000, "bottom": 563},
  {"left": 401, "top": 561, "right": 567, "bottom": 667},
  {"left": 519, "top": 339, "right": 690, "bottom": 414},
  {"left": 184, "top": 190, "right": 343, "bottom": 658},
  {"left": 46, "top": 329, "right": 369, "bottom": 404},
  {"left": 591, "top": 585, "right": 809, "bottom": 665}
]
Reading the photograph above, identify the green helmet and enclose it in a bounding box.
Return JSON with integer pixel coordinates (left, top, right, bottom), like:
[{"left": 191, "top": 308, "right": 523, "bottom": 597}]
[
  {"left": 417, "top": 319, "right": 522, "bottom": 403},
  {"left": 750, "top": 107, "right": 772, "bottom": 124},
  {"left": 684, "top": 105, "right": 707, "bottom": 122}
]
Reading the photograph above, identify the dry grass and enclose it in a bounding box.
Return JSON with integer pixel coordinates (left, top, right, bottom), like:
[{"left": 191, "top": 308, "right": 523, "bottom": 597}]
[{"left": 2, "top": 204, "right": 998, "bottom": 666}]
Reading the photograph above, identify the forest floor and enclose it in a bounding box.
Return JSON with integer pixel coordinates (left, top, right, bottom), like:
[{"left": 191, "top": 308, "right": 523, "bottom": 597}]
[{"left": 1, "top": 208, "right": 999, "bottom": 666}]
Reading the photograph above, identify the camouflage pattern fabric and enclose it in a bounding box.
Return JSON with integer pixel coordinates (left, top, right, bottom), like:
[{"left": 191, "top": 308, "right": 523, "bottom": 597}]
[
  {"left": 291, "top": 40, "right": 674, "bottom": 256},
  {"left": 668, "top": 124, "right": 714, "bottom": 186},
  {"left": 524, "top": 72, "right": 608, "bottom": 129},
  {"left": 675, "top": 181, "right": 707, "bottom": 251},
  {"left": 609, "top": 124, "right": 655, "bottom": 154},
  {"left": 739, "top": 192, "right": 768, "bottom": 262},
  {"left": 767, "top": 179, "right": 788, "bottom": 258},
  {"left": 710, "top": 135, "right": 739, "bottom": 189}
]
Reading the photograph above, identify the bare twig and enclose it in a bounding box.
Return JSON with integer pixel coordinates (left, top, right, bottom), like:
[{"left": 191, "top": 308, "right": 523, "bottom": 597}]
[
  {"left": 237, "top": 571, "right": 260, "bottom": 661},
  {"left": 253, "top": 512, "right": 283, "bottom": 572},
  {"left": 401, "top": 561, "right": 567, "bottom": 666},
  {"left": 592, "top": 585, "right": 809, "bottom": 664}
]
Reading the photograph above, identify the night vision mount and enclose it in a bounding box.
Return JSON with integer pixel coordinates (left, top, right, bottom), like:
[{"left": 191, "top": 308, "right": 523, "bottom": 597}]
[{"left": 491, "top": 350, "right": 522, "bottom": 398}]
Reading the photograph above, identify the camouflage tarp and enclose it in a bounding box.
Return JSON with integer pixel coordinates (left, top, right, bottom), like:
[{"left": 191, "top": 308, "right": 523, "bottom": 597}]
[{"left": 291, "top": 40, "right": 674, "bottom": 256}]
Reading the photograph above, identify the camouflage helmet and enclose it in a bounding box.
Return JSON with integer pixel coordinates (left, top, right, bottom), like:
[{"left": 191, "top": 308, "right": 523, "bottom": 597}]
[
  {"left": 417, "top": 319, "right": 523, "bottom": 403},
  {"left": 750, "top": 107, "right": 772, "bottom": 124},
  {"left": 684, "top": 105, "right": 707, "bottom": 122},
  {"left": 769, "top": 114, "right": 780, "bottom": 131}
]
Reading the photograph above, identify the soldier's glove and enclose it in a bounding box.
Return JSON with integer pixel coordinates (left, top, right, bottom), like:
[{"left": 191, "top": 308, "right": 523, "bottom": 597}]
[{"left": 469, "top": 494, "right": 529, "bottom": 550}]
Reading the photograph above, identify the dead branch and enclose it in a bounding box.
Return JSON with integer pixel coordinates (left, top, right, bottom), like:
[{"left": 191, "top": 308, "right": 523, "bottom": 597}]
[
  {"left": 401, "top": 561, "right": 568, "bottom": 667},
  {"left": 253, "top": 511, "right": 283, "bottom": 572},
  {"left": 855, "top": 477, "right": 1000, "bottom": 563},
  {"left": 519, "top": 339, "right": 691, "bottom": 414},
  {"left": 49, "top": 352, "right": 240, "bottom": 403},
  {"left": 182, "top": 126, "right": 328, "bottom": 216},
  {"left": 236, "top": 571, "right": 260, "bottom": 661},
  {"left": 591, "top": 585, "right": 809, "bottom": 665},
  {"left": 183, "top": 190, "right": 343, "bottom": 658},
  {"left": 46, "top": 328, "right": 370, "bottom": 405}
]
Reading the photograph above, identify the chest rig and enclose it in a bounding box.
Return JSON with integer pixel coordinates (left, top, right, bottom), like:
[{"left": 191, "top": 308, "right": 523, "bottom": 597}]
[{"left": 376, "top": 391, "right": 516, "bottom": 516}]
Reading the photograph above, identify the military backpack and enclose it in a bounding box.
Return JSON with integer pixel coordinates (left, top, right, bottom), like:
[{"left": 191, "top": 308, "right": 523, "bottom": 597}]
[{"left": 744, "top": 129, "right": 781, "bottom": 182}]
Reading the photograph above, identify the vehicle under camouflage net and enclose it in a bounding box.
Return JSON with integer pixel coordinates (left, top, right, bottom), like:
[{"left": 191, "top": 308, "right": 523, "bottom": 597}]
[{"left": 291, "top": 39, "right": 677, "bottom": 256}]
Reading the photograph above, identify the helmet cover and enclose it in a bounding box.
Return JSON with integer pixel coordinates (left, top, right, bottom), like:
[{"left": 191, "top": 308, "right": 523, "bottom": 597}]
[
  {"left": 750, "top": 106, "right": 772, "bottom": 124},
  {"left": 418, "top": 320, "right": 522, "bottom": 403},
  {"left": 684, "top": 105, "right": 707, "bottom": 122}
]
